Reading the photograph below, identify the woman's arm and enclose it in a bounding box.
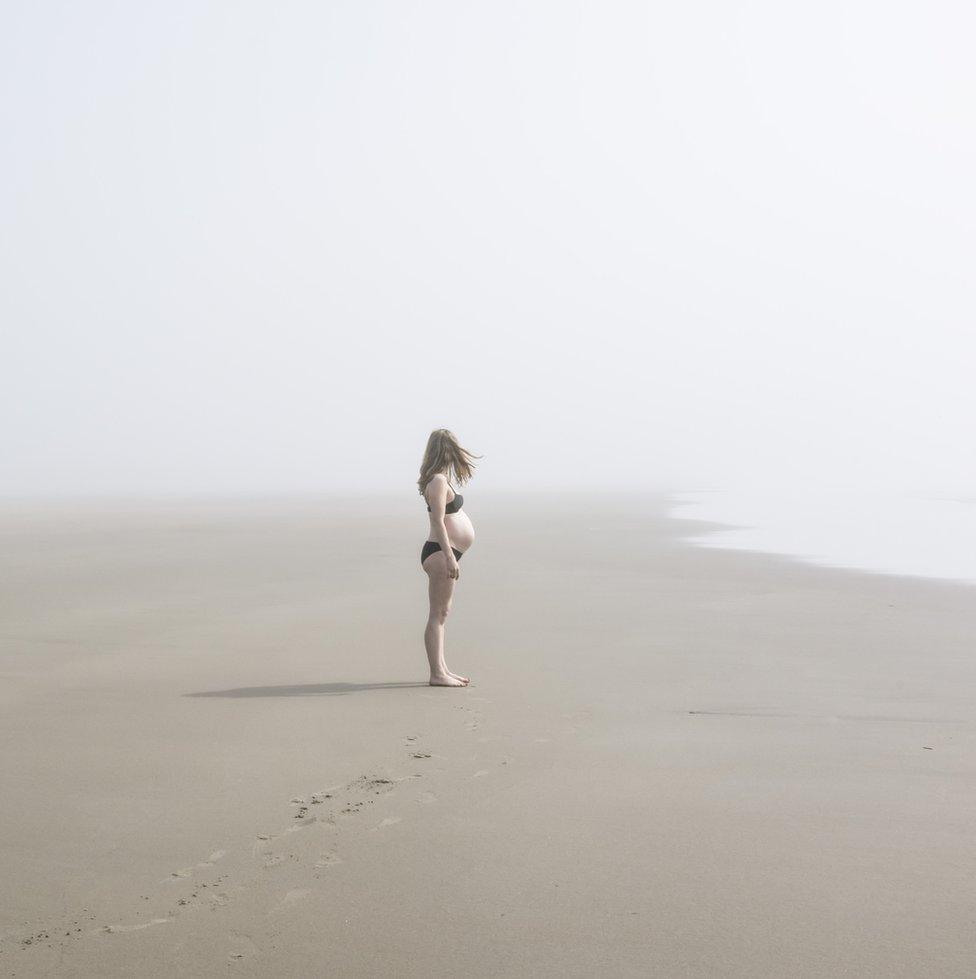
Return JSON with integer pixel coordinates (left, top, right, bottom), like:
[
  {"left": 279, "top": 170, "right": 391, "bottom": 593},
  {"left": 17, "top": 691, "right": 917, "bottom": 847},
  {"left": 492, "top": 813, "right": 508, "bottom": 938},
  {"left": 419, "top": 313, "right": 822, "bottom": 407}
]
[{"left": 427, "top": 476, "right": 460, "bottom": 578}]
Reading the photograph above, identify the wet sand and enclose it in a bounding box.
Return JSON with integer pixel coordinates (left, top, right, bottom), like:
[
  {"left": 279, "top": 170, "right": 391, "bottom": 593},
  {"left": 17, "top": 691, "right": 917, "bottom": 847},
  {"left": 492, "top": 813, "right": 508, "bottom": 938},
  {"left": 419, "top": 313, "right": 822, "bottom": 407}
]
[{"left": 1, "top": 493, "right": 974, "bottom": 977}]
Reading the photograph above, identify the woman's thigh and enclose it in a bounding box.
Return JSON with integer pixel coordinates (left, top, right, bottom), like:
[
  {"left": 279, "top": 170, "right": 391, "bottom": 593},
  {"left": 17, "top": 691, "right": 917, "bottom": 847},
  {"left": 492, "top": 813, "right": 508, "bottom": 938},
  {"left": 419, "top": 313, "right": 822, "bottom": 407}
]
[{"left": 423, "top": 552, "right": 456, "bottom": 612}]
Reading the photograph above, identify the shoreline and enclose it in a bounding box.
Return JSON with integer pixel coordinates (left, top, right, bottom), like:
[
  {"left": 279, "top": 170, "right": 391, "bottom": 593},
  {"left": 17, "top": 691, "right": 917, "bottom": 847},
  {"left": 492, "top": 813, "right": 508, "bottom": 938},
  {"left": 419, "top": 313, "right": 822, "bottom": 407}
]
[{"left": 670, "top": 488, "right": 976, "bottom": 589}]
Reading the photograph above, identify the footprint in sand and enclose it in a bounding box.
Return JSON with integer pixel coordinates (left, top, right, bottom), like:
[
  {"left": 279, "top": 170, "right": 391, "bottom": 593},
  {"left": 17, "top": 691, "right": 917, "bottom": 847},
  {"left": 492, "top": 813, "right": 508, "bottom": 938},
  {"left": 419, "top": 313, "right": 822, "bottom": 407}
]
[
  {"left": 228, "top": 929, "right": 260, "bottom": 961},
  {"left": 198, "top": 849, "right": 226, "bottom": 867},
  {"left": 262, "top": 854, "right": 287, "bottom": 868},
  {"left": 372, "top": 816, "right": 402, "bottom": 831},
  {"left": 314, "top": 852, "right": 343, "bottom": 869},
  {"left": 350, "top": 775, "right": 397, "bottom": 794},
  {"left": 285, "top": 822, "right": 312, "bottom": 835},
  {"left": 270, "top": 889, "right": 310, "bottom": 914},
  {"left": 472, "top": 770, "right": 490, "bottom": 778},
  {"left": 101, "top": 917, "right": 172, "bottom": 934}
]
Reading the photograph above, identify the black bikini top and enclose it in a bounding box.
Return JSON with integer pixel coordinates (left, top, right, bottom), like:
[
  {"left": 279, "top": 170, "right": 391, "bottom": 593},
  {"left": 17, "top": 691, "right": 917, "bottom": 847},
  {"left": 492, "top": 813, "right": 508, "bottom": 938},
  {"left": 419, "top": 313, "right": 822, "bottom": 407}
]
[{"left": 426, "top": 483, "right": 463, "bottom": 514}]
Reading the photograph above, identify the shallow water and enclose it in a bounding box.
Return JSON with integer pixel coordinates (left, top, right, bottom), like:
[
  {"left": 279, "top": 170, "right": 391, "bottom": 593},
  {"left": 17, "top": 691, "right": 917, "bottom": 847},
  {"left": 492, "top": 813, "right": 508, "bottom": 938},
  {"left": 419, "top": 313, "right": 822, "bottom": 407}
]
[{"left": 670, "top": 488, "right": 976, "bottom": 586}]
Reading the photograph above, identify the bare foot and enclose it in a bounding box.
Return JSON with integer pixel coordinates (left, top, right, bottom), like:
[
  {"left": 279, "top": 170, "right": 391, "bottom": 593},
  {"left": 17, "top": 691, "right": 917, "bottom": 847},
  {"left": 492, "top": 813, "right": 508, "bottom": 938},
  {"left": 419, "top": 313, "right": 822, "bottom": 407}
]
[
  {"left": 429, "top": 674, "right": 468, "bottom": 687},
  {"left": 446, "top": 670, "right": 470, "bottom": 684}
]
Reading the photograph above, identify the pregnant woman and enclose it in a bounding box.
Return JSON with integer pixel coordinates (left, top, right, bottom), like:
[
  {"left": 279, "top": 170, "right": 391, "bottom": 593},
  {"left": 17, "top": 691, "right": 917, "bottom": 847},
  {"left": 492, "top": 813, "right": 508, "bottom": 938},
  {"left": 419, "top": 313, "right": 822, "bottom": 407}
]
[{"left": 419, "top": 429, "right": 481, "bottom": 687}]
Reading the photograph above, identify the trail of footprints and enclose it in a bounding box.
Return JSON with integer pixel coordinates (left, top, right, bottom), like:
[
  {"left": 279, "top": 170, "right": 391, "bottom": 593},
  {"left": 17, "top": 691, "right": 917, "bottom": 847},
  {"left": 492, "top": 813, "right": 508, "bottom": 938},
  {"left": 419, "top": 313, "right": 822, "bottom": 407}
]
[{"left": 5, "top": 703, "right": 507, "bottom": 964}]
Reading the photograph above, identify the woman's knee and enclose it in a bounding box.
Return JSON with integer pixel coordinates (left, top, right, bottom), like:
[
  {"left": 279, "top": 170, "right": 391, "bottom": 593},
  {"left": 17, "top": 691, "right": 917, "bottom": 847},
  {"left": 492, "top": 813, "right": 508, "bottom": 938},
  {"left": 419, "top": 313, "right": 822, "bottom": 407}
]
[{"left": 430, "top": 603, "right": 451, "bottom": 625}]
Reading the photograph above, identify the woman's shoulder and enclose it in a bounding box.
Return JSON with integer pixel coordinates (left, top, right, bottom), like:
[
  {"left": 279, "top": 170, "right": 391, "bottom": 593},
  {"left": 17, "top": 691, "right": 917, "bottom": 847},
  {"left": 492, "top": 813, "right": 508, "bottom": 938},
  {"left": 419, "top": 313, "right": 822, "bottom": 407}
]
[{"left": 422, "top": 473, "right": 447, "bottom": 499}]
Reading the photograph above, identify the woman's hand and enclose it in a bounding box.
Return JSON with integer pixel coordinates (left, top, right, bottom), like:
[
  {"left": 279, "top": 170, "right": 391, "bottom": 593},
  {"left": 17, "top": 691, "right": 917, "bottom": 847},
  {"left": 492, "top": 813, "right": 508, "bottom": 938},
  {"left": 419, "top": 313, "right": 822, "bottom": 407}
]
[{"left": 446, "top": 557, "right": 460, "bottom": 580}]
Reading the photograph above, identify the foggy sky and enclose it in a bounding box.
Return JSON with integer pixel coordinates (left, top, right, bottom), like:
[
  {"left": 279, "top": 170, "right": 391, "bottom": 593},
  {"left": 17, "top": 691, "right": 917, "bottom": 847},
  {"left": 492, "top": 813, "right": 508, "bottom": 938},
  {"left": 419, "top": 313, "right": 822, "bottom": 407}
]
[{"left": 3, "top": 1, "right": 974, "bottom": 497}]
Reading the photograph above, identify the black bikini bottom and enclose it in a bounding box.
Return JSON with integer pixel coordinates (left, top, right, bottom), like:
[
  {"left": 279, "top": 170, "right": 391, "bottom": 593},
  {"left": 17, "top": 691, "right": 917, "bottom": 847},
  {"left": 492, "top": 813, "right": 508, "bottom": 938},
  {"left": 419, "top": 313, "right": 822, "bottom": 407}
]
[{"left": 421, "top": 540, "right": 463, "bottom": 566}]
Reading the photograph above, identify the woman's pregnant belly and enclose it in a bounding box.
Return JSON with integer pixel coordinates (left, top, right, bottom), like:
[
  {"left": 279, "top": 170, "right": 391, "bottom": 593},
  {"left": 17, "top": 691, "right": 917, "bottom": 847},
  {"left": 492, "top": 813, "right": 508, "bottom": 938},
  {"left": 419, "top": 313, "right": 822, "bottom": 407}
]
[{"left": 436, "top": 511, "right": 475, "bottom": 552}]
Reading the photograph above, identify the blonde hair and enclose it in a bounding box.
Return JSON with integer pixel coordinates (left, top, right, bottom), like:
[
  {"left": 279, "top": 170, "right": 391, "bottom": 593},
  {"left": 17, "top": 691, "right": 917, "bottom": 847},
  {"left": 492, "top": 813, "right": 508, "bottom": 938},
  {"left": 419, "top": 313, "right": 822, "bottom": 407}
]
[{"left": 418, "top": 429, "right": 482, "bottom": 497}]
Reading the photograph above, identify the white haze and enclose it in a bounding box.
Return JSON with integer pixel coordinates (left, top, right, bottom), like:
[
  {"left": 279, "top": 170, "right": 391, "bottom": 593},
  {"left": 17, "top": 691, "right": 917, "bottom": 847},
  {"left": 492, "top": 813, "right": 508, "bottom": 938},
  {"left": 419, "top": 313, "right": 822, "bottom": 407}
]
[{"left": 2, "top": 1, "right": 974, "bottom": 498}]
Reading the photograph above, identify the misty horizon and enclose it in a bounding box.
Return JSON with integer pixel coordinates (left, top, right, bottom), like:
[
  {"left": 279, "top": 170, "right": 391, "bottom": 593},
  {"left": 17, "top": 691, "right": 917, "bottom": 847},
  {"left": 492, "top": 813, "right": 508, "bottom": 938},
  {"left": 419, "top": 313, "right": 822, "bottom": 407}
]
[{"left": 3, "top": 2, "right": 974, "bottom": 497}]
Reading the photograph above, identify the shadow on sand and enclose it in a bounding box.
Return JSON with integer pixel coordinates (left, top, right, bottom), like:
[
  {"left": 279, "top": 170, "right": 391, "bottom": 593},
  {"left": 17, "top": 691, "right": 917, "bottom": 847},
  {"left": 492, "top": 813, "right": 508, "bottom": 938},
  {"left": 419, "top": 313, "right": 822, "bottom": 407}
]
[{"left": 184, "top": 681, "right": 428, "bottom": 698}]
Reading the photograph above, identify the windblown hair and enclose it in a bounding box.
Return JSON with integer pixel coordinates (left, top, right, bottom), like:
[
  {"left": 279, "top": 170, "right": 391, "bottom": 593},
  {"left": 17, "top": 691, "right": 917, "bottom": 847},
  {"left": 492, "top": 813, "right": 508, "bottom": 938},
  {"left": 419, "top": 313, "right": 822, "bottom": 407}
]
[{"left": 418, "top": 429, "right": 482, "bottom": 497}]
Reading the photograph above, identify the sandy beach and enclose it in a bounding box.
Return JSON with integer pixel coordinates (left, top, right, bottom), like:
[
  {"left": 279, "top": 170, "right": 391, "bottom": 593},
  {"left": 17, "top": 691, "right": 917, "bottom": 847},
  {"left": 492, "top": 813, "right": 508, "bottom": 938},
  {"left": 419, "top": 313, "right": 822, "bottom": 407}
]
[{"left": 2, "top": 493, "right": 974, "bottom": 977}]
